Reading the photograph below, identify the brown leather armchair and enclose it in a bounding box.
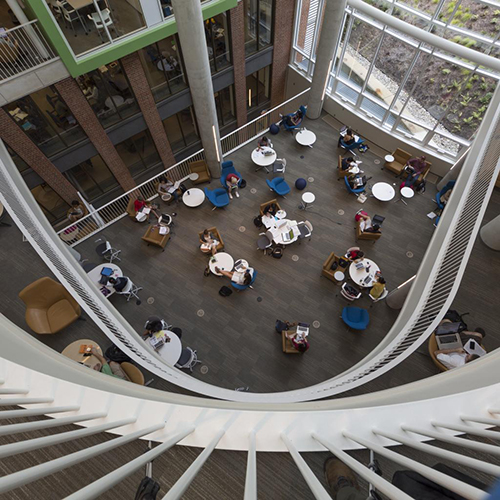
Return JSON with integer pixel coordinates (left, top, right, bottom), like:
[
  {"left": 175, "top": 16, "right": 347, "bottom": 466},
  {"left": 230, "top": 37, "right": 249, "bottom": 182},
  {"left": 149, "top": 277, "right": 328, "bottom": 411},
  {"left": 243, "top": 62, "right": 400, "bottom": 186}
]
[
  {"left": 18, "top": 277, "right": 81, "bottom": 334},
  {"left": 121, "top": 362, "right": 145, "bottom": 385},
  {"left": 198, "top": 227, "right": 224, "bottom": 252},
  {"left": 282, "top": 330, "right": 301, "bottom": 354},
  {"left": 356, "top": 220, "right": 382, "bottom": 241},
  {"left": 259, "top": 199, "right": 282, "bottom": 216},
  {"left": 322, "top": 252, "right": 347, "bottom": 283},
  {"left": 189, "top": 160, "right": 211, "bottom": 184}
]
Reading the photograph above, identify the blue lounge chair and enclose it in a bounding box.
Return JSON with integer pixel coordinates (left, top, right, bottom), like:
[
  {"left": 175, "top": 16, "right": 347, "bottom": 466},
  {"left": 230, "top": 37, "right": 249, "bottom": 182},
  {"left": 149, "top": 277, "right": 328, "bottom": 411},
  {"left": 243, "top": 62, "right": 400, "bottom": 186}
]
[
  {"left": 220, "top": 161, "right": 243, "bottom": 189},
  {"left": 204, "top": 187, "right": 230, "bottom": 210},
  {"left": 231, "top": 270, "right": 258, "bottom": 291},
  {"left": 281, "top": 105, "right": 307, "bottom": 132},
  {"left": 266, "top": 177, "right": 291, "bottom": 197},
  {"left": 342, "top": 307, "right": 370, "bottom": 330},
  {"left": 339, "top": 137, "right": 364, "bottom": 156},
  {"left": 344, "top": 176, "right": 365, "bottom": 195},
  {"left": 434, "top": 180, "right": 455, "bottom": 226}
]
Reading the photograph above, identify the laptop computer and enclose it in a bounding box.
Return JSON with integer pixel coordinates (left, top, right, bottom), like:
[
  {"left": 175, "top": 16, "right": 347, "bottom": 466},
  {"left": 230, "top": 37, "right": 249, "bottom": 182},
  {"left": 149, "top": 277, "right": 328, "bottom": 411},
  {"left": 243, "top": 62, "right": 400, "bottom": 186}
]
[
  {"left": 436, "top": 322, "right": 461, "bottom": 335},
  {"left": 373, "top": 214, "right": 385, "bottom": 226},
  {"left": 436, "top": 333, "right": 462, "bottom": 350},
  {"left": 296, "top": 323, "right": 310, "bottom": 338}
]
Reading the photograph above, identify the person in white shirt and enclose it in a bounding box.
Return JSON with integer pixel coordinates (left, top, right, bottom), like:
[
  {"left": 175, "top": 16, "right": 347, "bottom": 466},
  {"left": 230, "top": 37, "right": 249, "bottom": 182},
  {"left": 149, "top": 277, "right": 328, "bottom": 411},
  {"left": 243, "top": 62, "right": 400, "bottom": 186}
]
[
  {"left": 435, "top": 347, "right": 480, "bottom": 370},
  {"left": 215, "top": 267, "right": 254, "bottom": 286},
  {"left": 157, "top": 176, "right": 179, "bottom": 202}
]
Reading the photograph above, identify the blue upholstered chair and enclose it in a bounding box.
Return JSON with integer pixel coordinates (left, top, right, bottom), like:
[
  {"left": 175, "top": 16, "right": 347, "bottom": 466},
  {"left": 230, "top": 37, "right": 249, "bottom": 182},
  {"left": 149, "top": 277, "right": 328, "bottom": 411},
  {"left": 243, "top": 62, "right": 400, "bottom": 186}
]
[
  {"left": 344, "top": 176, "right": 365, "bottom": 195},
  {"left": 220, "top": 161, "right": 242, "bottom": 189},
  {"left": 231, "top": 270, "right": 258, "bottom": 291},
  {"left": 434, "top": 180, "right": 456, "bottom": 226},
  {"left": 204, "top": 187, "right": 230, "bottom": 210},
  {"left": 339, "top": 137, "right": 364, "bottom": 156},
  {"left": 281, "top": 105, "right": 307, "bottom": 132},
  {"left": 266, "top": 177, "right": 291, "bottom": 197},
  {"left": 341, "top": 307, "right": 370, "bottom": 330}
]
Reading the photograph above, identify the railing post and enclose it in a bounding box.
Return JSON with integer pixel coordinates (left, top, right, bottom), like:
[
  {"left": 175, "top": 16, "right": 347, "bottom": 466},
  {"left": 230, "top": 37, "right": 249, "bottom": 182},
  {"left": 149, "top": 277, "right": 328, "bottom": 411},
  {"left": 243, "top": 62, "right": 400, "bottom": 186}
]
[{"left": 244, "top": 431, "right": 257, "bottom": 500}]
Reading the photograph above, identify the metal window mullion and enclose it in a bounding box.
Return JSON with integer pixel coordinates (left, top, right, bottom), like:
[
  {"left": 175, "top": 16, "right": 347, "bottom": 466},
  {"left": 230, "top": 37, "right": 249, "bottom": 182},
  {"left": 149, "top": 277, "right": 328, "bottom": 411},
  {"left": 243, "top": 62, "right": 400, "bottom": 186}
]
[
  {"left": 334, "top": 12, "right": 354, "bottom": 80},
  {"left": 244, "top": 431, "right": 257, "bottom": 500},
  {"left": 92, "top": 0, "right": 113, "bottom": 44}
]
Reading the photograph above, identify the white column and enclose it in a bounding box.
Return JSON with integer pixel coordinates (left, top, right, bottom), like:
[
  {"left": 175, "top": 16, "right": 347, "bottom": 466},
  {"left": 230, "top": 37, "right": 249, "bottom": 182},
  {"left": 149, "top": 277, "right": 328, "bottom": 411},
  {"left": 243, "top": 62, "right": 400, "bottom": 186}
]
[
  {"left": 386, "top": 275, "right": 415, "bottom": 310},
  {"left": 480, "top": 215, "right": 500, "bottom": 250}
]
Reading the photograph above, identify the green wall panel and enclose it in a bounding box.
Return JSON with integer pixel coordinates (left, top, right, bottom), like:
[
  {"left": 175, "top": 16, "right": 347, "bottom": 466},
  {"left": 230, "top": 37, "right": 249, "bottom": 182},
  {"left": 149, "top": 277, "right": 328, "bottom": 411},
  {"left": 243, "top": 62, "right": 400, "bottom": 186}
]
[{"left": 26, "top": 0, "right": 236, "bottom": 77}]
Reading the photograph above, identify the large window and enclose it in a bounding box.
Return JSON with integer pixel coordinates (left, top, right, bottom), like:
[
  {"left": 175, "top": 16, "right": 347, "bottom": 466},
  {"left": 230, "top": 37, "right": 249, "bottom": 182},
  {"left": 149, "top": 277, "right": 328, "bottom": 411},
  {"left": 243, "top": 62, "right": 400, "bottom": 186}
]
[
  {"left": 244, "top": 0, "right": 274, "bottom": 55},
  {"left": 46, "top": 0, "right": 146, "bottom": 57},
  {"left": 215, "top": 85, "right": 236, "bottom": 130},
  {"left": 292, "top": 0, "right": 500, "bottom": 158},
  {"left": 204, "top": 14, "right": 231, "bottom": 73},
  {"left": 247, "top": 66, "right": 271, "bottom": 113},
  {"left": 31, "top": 184, "right": 70, "bottom": 223},
  {"left": 138, "top": 37, "right": 187, "bottom": 103},
  {"left": 5, "top": 86, "right": 86, "bottom": 157},
  {"left": 162, "top": 107, "right": 200, "bottom": 153},
  {"left": 76, "top": 60, "right": 139, "bottom": 129},
  {"left": 115, "top": 130, "right": 161, "bottom": 178}
]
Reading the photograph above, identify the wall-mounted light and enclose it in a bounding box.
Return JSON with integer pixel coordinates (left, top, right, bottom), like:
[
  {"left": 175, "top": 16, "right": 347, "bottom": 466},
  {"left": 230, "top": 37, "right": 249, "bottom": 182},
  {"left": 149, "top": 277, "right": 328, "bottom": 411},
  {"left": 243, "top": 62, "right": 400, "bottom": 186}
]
[
  {"left": 248, "top": 89, "right": 252, "bottom": 107},
  {"left": 321, "top": 59, "right": 334, "bottom": 101},
  {"left": 397, "top": 275, "right": 416, "bottom": 290},
  {"left": 212, "top": 125, "right": 220, "bottom": 162}
]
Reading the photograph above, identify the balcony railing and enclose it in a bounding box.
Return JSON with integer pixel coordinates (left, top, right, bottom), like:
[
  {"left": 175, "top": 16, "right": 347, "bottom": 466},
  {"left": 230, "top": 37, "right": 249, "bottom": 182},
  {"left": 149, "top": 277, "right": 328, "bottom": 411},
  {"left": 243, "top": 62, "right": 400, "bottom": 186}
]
[{"left": 0, "top": 20, "right": 57, "bottom": 82}]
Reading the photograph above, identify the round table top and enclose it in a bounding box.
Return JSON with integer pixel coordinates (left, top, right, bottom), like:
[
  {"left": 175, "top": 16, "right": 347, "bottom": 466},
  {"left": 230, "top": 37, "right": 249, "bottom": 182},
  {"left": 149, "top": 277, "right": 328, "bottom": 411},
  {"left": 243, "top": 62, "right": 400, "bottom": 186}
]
[
  {"left": 60, "top": 226, "right": 79, "bottom": 242},
  {"left": 349, "top": 259, "right": 381, "bottom": 288},
  {"left": 276, "top": 210, "right": 286, "bottom": 219},
  {"left": 189, "top": 173, "right": 200, "bottom": 181},
  {"left": 295, "top": 129, "right": 317, "bottom": 146},
  {"left": 209, "top": 252, "right": 234, "bottom": 276},
  {"left": 334, "top": 271, "right": 345, "bottom": 281},
  {"left": 62, "top": 339, "right": 103, "bottom": 370},
  {"left": 385, "top": 155, "right": 395, "bottom": 163},
  {"left": 87, "top": 264, "right": 123, "bottom": 296},
  {"left": 372, "top": 182, "right": 395, "bottom": 201},
  {"left": 252, "top": 147, "right": 277, "bottom": 166},
  {"left": 401, "top": 186, "right": 415, "bottom": 199},
  {"left": 302, "top": 192, "right": 315, "bottom": 203},
  {"left": 183, "top": 188, "right": 205, "bottom": 207},
  {"left": 105, "top": 95, "right": 125, "bottom": 109},
  {"left": 156, "top": 59, "right": 174, "bottom": 71},
  {"left": 154, "top": 331, "right": 183, "bottom": 366}
]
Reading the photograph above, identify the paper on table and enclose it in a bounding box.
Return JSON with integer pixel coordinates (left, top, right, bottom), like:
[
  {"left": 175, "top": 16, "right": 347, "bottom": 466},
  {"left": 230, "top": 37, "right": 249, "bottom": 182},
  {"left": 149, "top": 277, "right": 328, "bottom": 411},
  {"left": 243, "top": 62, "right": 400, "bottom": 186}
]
[
  {"left": 143, "top": 207, "right": 151, "bottom": 214},
  {"left": 159, "top": 226, "right": 168, "bottom": 235},
  {"left": 427, "top": 212, "right": 437, "bottom": 219}
]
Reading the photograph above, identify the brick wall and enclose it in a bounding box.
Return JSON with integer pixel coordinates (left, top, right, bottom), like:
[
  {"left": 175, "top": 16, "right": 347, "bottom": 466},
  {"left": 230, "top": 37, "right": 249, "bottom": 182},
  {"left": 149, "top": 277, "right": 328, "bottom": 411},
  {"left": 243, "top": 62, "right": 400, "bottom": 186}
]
[
  {"left": 55, "top": 78, "right": 136, "bottom": 193},
  {"left": 0, "top": 109, "right": 78, "bottom": 204},
  {"left": 270, "top": 0, "right": 296, "bottom": 109},
  {"left": 296, "top": 0, "right": 311, "bottom": 63},
  {"left": 121, "top": 53, "right": 176, "bottom": 168},
  {"left": 229, "top": 2, "right": 247, "bottom": 128}
]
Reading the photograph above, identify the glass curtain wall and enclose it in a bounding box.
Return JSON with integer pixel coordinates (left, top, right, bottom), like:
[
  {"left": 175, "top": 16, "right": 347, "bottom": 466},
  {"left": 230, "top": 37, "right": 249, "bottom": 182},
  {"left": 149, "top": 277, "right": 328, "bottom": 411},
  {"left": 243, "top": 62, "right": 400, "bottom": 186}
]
[
  {"left": 204, "top": 13, "right": 232, "bottom": 73},
  {"left": 115, "top": 130, "right": 161, "bottom": 178},
  {"left": 243, "top": 0, "right": 274, "bottom": 55},
  {"left": 138, "top": 36, "right": 188, "bottom": 103},
  {"left": 46, "top": 0, "right": 146, "bottom": 57},
  {"left": 214, "top": 85, "right": 237, "bottom": 131},
  {"left": 5, "top": 86, "right": 86, "bottom": 157},
  {"left": 162, "top": 107, "right": 200, "bottom": 153},
  {"left": 76, "top": 60, "right": 139, "bottom": 129},
  {"left": 247, "top": 65, "right": 271, "bottom": 113},
  {"left": 291, "top": 0, "right": 500, "bottom": 158}
]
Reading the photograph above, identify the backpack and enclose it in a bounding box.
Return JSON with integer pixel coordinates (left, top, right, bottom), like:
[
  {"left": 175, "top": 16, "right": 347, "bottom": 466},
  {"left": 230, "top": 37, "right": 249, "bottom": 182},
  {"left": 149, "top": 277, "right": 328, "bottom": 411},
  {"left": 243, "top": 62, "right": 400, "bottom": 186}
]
[
  {"left": 272, "top": 247, "right": 283, "bottom": 259},
  {"left": 444, "top": 309, "right": 469, "bottom": 331},
  {"left": 338, "top": 257, "right": 349, "bottom": 269},
  {"left": 105, "top": 345, "right": 131, "bottom": 363},
  {"left": 275, "top": 320, "right": 290, "bottom": 333},
  {"left": 219, "top": 286, "right": 233, "bottom": 297},
  {"left": 253, "top": 216, "right": 263, "bottom": 228},
  {"left": 240, "top": 179, "right": 247, "bottom": 188},
  {"left": 135, "top": 477, "right": 160, "bottom": 500},
  {"left": 416, "top": 179, "right": 426, "bottom": 194}
]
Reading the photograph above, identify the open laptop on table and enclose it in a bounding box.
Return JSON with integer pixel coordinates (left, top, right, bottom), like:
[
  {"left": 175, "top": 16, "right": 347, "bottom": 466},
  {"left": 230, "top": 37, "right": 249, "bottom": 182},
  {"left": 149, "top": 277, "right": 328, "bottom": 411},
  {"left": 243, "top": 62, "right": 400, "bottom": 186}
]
[{"left": 435, "top": 321, "right": 462, "bottom": 350}]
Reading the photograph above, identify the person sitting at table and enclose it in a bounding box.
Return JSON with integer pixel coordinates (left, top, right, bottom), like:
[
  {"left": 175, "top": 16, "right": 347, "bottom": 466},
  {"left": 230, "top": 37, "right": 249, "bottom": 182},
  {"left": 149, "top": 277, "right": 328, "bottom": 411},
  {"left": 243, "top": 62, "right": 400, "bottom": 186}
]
[
  {"left": 356, "top": 211, "right": 381, "bottom": 234},
  {"left": 90, "top": 348, "right": 130, "bottom": 380},
  {"left": 157, "top": 176, "right": 179, "bottom": 202},
  {"left": 284, "top": 109, "right": 303, "bottom": 128},
  {"left": 263, "top": 202, "right": 278, "bottom": 217},
  {"left": 108, "top": 276, "right": 130, "bottom": 292},
  {"left": 143, "top": 315, "right": 169, "bottom": 338},
  {"left": 200, "top": 229, "right": 219, "bottom": 256},
  {"left": 434, "top": 347, "right": 480, "bottom": 370},
  {"left": 345, "top": 247, "right": 364, "bottom": 262},
  {"left": 134, "top": 196, "right": 159, "bottom": 222},
  {"left": 285, "top": 330, "right": 310, "bottom": 353},
  {"left": 257, "top": 135, "right": 272, "bottom": 150},
  {"left": 347, "top": 173, "right": 367, "bottom": 190},
  {"left": 215, "top": 266, "right": 254, "bottom": 286},
  {"left": 338, "top": 128, "right": 355, "bottom": 147},
  {"left": 226, "top": 172, "right": 241, "bottom": 199},
  {"left": 369, "top": 275, "right": 386, "bottom": 300},
  {"left": 67, "top": 200, "right": 85, "bottom": 222},
  {"left": 341, "top": 156, "right": 357, "bottom": 172},
  {"left": 402, "top": 156, "right": 426, "bottom": 187}
]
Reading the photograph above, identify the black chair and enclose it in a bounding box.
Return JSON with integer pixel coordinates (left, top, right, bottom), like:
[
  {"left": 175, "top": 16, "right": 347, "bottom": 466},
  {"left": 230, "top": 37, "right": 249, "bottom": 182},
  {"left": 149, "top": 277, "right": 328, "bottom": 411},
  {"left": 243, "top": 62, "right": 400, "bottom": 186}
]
[
  {"left": 171, "top": 327, "right": 182, "bottom": 339},
  {"left": 82, "top": 262, "right": 98, "bottom": 272}
]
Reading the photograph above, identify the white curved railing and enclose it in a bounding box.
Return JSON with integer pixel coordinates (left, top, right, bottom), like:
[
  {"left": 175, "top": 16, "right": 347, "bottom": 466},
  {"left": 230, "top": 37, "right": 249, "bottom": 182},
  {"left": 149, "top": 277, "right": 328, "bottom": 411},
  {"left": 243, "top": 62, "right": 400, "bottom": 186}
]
[
  {"left": 1, "top": 83, "right": 500, "bottom": 402},
  {"left": 0, "top": 315, "right": 499, "bottom": 498}
]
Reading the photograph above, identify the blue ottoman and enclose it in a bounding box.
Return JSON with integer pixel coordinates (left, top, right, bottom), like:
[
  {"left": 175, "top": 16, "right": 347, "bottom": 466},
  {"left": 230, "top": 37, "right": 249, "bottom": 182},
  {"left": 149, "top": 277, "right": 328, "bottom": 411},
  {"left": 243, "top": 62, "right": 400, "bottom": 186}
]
[
  {"left": 295, "top": 178, "right": 307, "bottom": 190},
  {"left": 270, "top": 123, "right": 280, "bottom": 135}
]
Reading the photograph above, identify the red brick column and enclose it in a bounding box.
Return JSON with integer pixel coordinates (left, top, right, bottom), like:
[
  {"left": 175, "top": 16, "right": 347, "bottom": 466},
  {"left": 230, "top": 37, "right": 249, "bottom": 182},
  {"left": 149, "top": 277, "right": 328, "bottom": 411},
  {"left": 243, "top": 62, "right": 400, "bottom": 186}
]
[
  {"left": 121, "top": 53, "right": 176, "bottom": 167},
  {"left": 270, "top": 0, "right": 295, "bottom": 109},
  {"left": 229, "top": 2, "right": 247, "bottom": 128},
  {"left": 0, "top": 109, "right": 78, "bottom": 204},
  {"left": 55, "top": 78, "right": 136, "bottom": 192}
]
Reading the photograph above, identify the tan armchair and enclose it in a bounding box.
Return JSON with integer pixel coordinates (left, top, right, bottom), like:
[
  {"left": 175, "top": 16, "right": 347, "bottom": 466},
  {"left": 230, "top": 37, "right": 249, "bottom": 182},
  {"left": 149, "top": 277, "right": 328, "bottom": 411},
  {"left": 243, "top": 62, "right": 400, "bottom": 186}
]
[
  {"left": 198, "top": 227, "right": 224, "bottom": 252},
  {"left": 322, "top": 252, "right": 347, "bottom": 283},
  {"left": 356, "top": 221, "right": 382, "bottom": 241},
  {"left": 189, "top": 160, "right": 211, "bottom": 184},
  {"left": 120, "top": 362, "right": 145, "bottom": 385},
  {"left": 282, "top": 330, "right": 301, "bottom": 354},
  {"left": 259, "top": 199, "right": 282, "bottom": 216},
  {"left": 18, "top": 277, "right": 81, "bottom": 334},
  {"left": 126, "top": 196, "right": 137, "bottom": 219}
]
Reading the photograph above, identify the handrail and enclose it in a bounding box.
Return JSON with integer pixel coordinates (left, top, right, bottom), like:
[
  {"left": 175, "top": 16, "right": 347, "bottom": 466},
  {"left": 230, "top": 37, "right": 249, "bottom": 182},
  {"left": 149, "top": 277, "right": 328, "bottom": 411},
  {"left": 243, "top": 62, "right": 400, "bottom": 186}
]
[{"left": 1, "top": 84, "right": 500, "bottom": 403}]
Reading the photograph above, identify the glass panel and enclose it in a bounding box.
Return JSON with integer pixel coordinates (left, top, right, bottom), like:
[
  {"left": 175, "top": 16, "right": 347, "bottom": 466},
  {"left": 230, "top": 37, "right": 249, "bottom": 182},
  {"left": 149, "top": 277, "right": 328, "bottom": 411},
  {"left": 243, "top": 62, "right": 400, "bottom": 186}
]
[
  {"left": 162, "top": 107, "right": 199, "bottom": 153},
  {"left": 429, "top": 133, "right": 461, "bottom": 156},
  {"left": 396, "top": 117, "right": 429, "bottom": 140},
  {"left": 7, "top": 145, "right": 29, "bottom": 173},
  {"left": 243, "top": 0, "right": 258, "bottom": 55},
  {"left": 215, "top": 85, "right": 236, "bottom": 128},
  {"left": 138, "top": 38, "right": 187, "bottom": 103},
  {"left": 243, "top": 0, "right": 273, "bottom": 55},
  {"left": 205, "top": 13, "right": 231, "bottom": 73},
  {"left": 31, "top": 184, "right": 69, "bottom": 223},
  {"left": 246, "top": 66, "right": 270, "bottom": 110},
  {"left": 178, "top": 107, "right": 199, "bottom": 147},
  {"left": 46, "top": 0, "right": 146, "bottom": 57},
  {"left": 259, "top": 0, "right": 273, "bottom": 48},
  {"left": 115, "top": 130, "right": 161, "bottom": 178},
  {"left": 360, "top": 95, "right": 386, "bottom": 120},
  {"left": 335, "top": 79, "right": 359, "bottom": 104},
  {"left": 76, "top": 61, "right": 139, "bottom": 129}
]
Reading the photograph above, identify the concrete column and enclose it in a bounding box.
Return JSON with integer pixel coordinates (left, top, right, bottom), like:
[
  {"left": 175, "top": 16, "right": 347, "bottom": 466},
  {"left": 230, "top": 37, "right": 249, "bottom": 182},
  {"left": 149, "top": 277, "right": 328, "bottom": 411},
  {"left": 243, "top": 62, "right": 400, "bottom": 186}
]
[
  {"left": 307, "top": 0, "right": 347, "bottom": 119},
  {"left": 437, "top": 147, "right": 469, "bottom": 190},
  {"left": 480, "top": 215, "right": 500, "bottom": 250},
  {"left": 386, "top": 276, "right": 416, "bottom": 310},
  {"left": 170, "top": 0, "right": 222, "bottom": 178}
]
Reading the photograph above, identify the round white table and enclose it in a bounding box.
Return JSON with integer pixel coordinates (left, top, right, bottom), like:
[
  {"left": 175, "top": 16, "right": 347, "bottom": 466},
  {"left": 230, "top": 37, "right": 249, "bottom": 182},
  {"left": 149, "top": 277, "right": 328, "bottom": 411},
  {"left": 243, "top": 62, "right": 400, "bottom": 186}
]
[
  {"left": 62, "top": 339, "right": 103, "bottom": 370},
  {"left": 301, "top": 192, "right": 315, "bottom": 210},
  {"left": 87, "top": 263, "right": 123, "bottom": 297},
  {"left": 334, "top": 271, "right": 345, "bottom": 282},
  {"left": 156, "top": 59, "right": 174, "bottom": 72},
  {"left": 183, "top": 188, "right": 205, "bottom": 207},
  {"left": 154, "top": 331, "right": 183, "bottom": 366},
  {"left": 295, "top": 129, "right": 316, "bottom": 147},
  {"left": 385, "top": 154, "right": 395, "bottom": 163},
  {"left": 251, "top": 147, "right": 276, "bottom": 167},
  {"left": 349, "top": 259, "right": 381, "bottom": 288},
  {"left": 189, "top": 173, "right": 199, "bottom": 182},
  {"left": 276, "top": 210, "right": 286, "bottom": 220},
  {"left": 372, "top": 182, "right": 395, "bottom": 201},
  {"left": 105, "top": 95, "right": 124, "bottom": 109},
  {"left": 400, "top": 186, "right": 415, "bottom": 206},
  {"left": 209, "top": 252, "right": 234, "bottom": 276}
]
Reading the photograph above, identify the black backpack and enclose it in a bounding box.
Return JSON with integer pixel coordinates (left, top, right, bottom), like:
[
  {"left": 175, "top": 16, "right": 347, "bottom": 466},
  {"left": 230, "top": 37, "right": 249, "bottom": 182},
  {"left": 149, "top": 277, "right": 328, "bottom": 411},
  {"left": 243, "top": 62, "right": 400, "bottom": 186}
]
[
  {"left": 135, "top": 477, "right": 160, "bottom": 500},
  {"left": 275, "top": 320, "right": 290, "bottom": 333},
  {"left": 219, "top": 286, "right": 233, "bottom": 297},
  {"left": 240, "top": 179, "right": 247, "bottom": 188},
  {"left": 272, "top": 247, "right": 283, "bottom": 259},
  {"left": 253, "top": 216, "right": 263, "bottom": 228},
  {"left": 416, "top": 179, "right": 426, "bottom": 194},
  {"left": 105, "top": 345, "right": 131, "bottom": 363}
]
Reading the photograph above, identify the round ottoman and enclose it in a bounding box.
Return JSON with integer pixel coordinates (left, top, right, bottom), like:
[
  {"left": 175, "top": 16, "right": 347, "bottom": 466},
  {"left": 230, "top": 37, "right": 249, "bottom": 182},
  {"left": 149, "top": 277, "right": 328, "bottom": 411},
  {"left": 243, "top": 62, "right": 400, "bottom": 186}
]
[
  {"left": 295, "top": 178, "right": 307, "bottom": 190},
  {"left": 270, "top": 123, "right": 280, "bottom": 135}
]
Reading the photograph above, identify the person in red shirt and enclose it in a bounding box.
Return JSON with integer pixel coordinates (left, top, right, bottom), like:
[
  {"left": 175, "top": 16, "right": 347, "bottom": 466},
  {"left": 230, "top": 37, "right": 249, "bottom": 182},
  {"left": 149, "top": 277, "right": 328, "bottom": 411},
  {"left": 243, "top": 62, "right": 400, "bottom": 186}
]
[
  {"left": 225, "top": 172, "right": 241, "bottom": 199},
  {"left": 133, "top": 196, "right": 159, "bottom": 222}
]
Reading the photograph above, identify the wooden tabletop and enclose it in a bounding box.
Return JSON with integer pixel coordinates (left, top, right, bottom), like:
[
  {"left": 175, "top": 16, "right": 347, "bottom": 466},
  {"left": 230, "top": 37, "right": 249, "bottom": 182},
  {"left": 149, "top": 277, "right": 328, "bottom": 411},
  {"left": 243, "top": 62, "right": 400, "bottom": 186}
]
[{"left": 67, "top": 0, "right": 94, "bottom": 10}]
